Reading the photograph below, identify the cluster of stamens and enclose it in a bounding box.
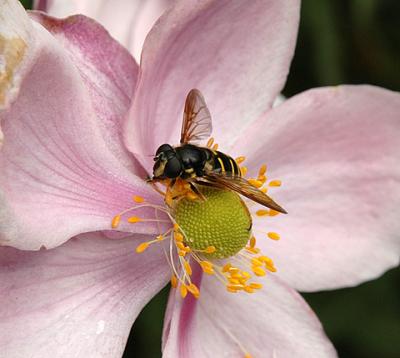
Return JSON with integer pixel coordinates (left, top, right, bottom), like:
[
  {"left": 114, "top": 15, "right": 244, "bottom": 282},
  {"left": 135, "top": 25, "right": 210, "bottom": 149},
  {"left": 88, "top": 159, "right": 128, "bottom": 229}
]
[{"left": 111, "top": 140, "right": 282, "bottom": 302}]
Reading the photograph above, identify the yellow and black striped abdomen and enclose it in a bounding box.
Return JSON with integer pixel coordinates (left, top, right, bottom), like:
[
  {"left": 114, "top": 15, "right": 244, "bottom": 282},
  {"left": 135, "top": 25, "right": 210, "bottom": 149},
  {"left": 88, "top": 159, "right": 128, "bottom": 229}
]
[{"left": 208, "top": 150, "right": 241, "bottom": 177}]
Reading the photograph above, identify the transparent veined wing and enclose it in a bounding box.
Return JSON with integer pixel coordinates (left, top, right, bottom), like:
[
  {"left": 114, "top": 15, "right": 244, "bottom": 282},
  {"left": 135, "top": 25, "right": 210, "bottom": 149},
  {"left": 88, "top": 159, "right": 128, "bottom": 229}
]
[
  {"left": 196, "top": 171, "right": 287, "bottom": 214},
  {"left": 180, "top": 89, "right": 212, "bottom": 144}
]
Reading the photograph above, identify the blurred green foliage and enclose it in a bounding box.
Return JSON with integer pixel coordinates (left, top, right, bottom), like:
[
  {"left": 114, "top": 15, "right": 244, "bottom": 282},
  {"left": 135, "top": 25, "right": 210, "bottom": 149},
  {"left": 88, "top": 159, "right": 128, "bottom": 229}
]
[{"left": 19, "top": 0, "right": 400, "bottom": 357}]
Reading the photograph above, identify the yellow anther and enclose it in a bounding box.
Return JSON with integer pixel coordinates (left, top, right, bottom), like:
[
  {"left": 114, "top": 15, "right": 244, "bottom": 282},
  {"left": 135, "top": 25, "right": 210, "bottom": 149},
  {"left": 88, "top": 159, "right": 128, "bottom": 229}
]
[
  {"left": 200, "top": 261, "right": 213, "bottom": 269},
  {"left": 251, "top": 258, "right": 263, "bottom": 267},
  {"left": 260, "top": 187, "right": 268, "bottom": 193},
  {"left": 257, "top": 174, "right": 267, "bottom": 183},
  {"left": 227, "top": 287, "right": 238, "bottom": 293},
  {"left": 156, "top": 235, "right": 164, "bottom": 241},
  {"left": 173, "top": 223, "right": 180, "bottom": 231},
  {"left": 267, "top": 232, "right": 280, "bottom": 241},
  {"left": 235, "top": 156, "right": 246, "bottom": 164},
  {"left": 266, "top": 264, "right": 277, "bottom": 273},
  {"left": 230, "top": 273, "right": 242, "bottom": 280},
  {"left": 183, "top": 260, "right": 192, "bottom": 276},
  {"left": 242, "top": 271, "right": 251, "bottom": 279},
  {"left": 183, "top": 246, "right": 191, "bottom": 253},
  {"left": 200, "top": 262, "right": 214, "bottom": 274},
  {"left": 136, "top": 242, "right": 149, "bottom": 253},
  {"left": 256, "top": 209, "right": 269, "bottom": 216},
  {"left": 171, "top": 275, "right": 178, "bottom": 288},
  {"left": 180, "top": 284, "right": 188, "bottom": 298},
  {"left": 133, "top": 195, "right": 145, "bottom": 203},
  {"left": 248, "top": 179, "right": 263, "bottom": 188},
  {"left": 252, "top": 266, "right": 266, "bottom": 276},
  {"left": 187, "top": 283, "right": 200, "bottom": 298},
  {"left": 245, "top": 354, "right": 253, "bottom": 358},
  {"left": 174, "top": 232, "right": 184, "bottom": 242},
  {"left": 249, "top": 282, "right": 263, "bottom": 289},
  {"left": 259, "top": 256, "right": 275, "bottom": 267},
  {"left": 268, "top": 209, "right": 280, "bottom": 217},
  {"left": 241, "top": 166, "right": 248, "bottom": 176},
  {"left": 228, "top": 267, "right": 240, "bottom": 274},
  {"left": 228, "top": 278, "right": 241, "bottom": 285},
  {"left": 204, "top": 245, "right": 216, "bottom": 254},
  {"left": 176, "top": 241, "right": 186, "bottom": 250},
  {"left": 222, "top": 263, "right": 232, "bottom": 272},
  {"left": 249, "top": 236, "right": 256, "bottom": 248},
  {"left": 258, "top": 164, "right": 267, "bottom": 176},
  {"left": 111, "top": 215, "right": 121, "bottom": 228},
  {"left": 207, "top": 137, "right": 214, "bottom": 148},
  {"left": 212, "top": 143, "right": 219, "bottom": 151},
  {"left": 204, "top": 268, "right": 215, "bottom": 275},
  {"left": 244, "top": 286, "right": 255, "bottom": 293},
  {"left": 269, "top": 180, "right": 282, "bottom": 187},
  {"left": 246, "top": 247, "right": 261, "bottom": 254},
  {"left": 227, "top": 284, "right": 245, "bottom": 291},
  {"left": 127, "top": 216, "right": 142, "bottom": 223}
]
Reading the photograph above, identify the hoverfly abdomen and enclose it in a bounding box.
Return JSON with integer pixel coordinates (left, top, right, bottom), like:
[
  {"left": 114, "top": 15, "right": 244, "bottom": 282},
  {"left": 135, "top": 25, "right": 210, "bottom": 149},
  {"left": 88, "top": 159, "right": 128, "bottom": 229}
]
[{"left": 208, "top": 150, "right": 241, "bottom": 177}]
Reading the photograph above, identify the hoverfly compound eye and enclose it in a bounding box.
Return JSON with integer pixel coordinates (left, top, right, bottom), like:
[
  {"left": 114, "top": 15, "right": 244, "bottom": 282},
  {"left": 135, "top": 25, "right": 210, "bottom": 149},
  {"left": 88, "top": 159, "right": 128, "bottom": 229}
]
[
  {"left": 164, "top": 157, "right": 183, "bottom": 178},
  {"left": 156, "top": 144, "right": 174, "bottom": 156}
]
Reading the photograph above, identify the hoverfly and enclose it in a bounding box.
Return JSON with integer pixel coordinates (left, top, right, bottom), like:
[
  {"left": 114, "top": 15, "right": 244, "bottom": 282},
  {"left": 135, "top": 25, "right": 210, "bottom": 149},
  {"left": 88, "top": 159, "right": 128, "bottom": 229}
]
[{"left": 150, "top": 89, "right": 287, "bottom": 214}]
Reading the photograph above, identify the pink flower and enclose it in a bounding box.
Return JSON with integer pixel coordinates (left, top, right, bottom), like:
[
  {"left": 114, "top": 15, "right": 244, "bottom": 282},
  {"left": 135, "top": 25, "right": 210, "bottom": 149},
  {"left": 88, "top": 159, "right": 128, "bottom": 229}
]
[{"left": 1, "top": 0, "right": 399, "bottom": 357}]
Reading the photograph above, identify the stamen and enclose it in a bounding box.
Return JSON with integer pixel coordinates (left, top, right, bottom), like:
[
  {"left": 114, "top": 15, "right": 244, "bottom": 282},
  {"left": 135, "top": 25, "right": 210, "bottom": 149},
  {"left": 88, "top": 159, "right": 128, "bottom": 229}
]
[
  {"left": 212, "top": 143, "right": 219, "bottom": 151},
  {"left": 171, "top": 275, "right": 178, "bottom": 288},
  {"left": 256, "top": 209, "right": 269, "bottom": 217},
  {"left": 133, "top": 195, "right": 145, "bottom": 203},
  {"left": 258, "top": 164, "right": 267, "bottom": 176},
  {"left": 207, "top": 137, "right": 214, "bottom": 148},
  {"left": 136, "top": 242, "right": 149, "bottom": 253},
  {"left": 269, "top": 180, "right": 282, "bottom": 187},
  {"left": 235, "top": 156, "right": 246, "bottom": 164},
  {"left": 268, "top": 209, "right": 280, "bottom": 217},
  {"left": 187, "top": 283, "right": 200, "bottom": 298},
  {"left": 267, "top": 232, "right": 280, "bottom": 241},
  {"left": 127, "top": 216, "right": 142, "bottom": 223},
  {"left": 199, "top": 261, "right": 215, "bottom": 274},
  {"left": 249, "top": 236, "right": 256, "bottom": 248},
  {"left": 180, "top": 284, "right": 188, "bottom": 298},
  {"left": 111, "top": 215, "right": 121, "bottom": 228},
  {"left": 240, "top": 166, "right": 248, "bottom": 176},
  {"left": 183, "top": 259, "right": 193, "bottom": 276},
  {"left": 252, "top": 266, "right": 266, "bottom": 276},
  {"left": 248, "top": 179, "right": 263, "bottom": 188},
  {"left": 257, "top": 174, "right": 267, "bottom": 183}
]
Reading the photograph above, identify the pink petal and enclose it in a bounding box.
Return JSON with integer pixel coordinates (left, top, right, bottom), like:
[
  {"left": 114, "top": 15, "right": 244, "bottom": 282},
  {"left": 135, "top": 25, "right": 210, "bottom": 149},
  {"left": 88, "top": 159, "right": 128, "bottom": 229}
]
[
  {"left": 125, "top": 0, "right": 300, "bottom": 171},
  {"left": 0, "top": 232, "right": 169, "bottom": 357},
  {"left": 234, "top": 85, "right": 400, "bottom": 291},
  {"left": 29, "top": 12, "right": 142, "bottom": 174},
  {"left": 162, "top": 268, "right": 336, "bottom": 357},
  {"left": 34, "top": 0, "right": 172, "bottom": 61},
  {"left": 0, "top": 4, "right": 161, "bottom": 250}
]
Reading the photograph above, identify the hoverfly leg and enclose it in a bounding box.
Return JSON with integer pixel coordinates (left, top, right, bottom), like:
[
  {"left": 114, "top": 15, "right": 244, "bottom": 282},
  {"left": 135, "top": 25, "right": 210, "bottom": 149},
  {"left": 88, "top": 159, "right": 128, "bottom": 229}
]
[{"left": 189, "top": 182, "right": 206, "bottom": 201}]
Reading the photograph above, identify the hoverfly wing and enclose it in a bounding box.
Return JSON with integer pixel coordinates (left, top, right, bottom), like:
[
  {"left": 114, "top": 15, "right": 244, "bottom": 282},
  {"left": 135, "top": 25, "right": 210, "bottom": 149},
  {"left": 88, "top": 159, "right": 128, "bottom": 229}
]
[
  {"left": 180, "top": 89, "right": 213, "bottom": 144},
  {"left": 197, "top": 172, "right": 287, "bottom": 214}
]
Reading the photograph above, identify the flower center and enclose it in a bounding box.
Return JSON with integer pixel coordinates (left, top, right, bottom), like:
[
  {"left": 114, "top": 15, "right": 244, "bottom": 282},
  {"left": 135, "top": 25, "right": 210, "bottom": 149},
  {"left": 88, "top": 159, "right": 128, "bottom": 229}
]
[
  {"left": 110, "top": 153, "right": 283, "bottom": 302},
  {"left": 173, "top": 186, "right": 251, "bottom": 259}
]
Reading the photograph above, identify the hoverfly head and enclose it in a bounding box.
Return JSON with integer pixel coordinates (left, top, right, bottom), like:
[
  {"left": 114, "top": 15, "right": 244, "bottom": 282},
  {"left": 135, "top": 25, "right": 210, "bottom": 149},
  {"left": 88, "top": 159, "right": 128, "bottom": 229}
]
[{"left": 153, "top": 144, "right": 182, "bottom": 179}]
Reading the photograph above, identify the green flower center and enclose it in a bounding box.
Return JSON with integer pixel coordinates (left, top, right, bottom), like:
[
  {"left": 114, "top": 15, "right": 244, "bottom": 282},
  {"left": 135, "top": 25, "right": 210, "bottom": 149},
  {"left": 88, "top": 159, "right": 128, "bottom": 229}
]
[{"left": 173, "top": 187, "right": 252, "bottom": 259}]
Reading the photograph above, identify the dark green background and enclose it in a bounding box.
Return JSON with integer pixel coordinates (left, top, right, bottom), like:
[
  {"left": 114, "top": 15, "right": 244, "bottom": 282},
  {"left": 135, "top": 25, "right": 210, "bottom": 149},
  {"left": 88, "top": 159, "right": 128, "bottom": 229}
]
[{"left": 20, "top": 1, "right": 400, "bottom": 357}]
